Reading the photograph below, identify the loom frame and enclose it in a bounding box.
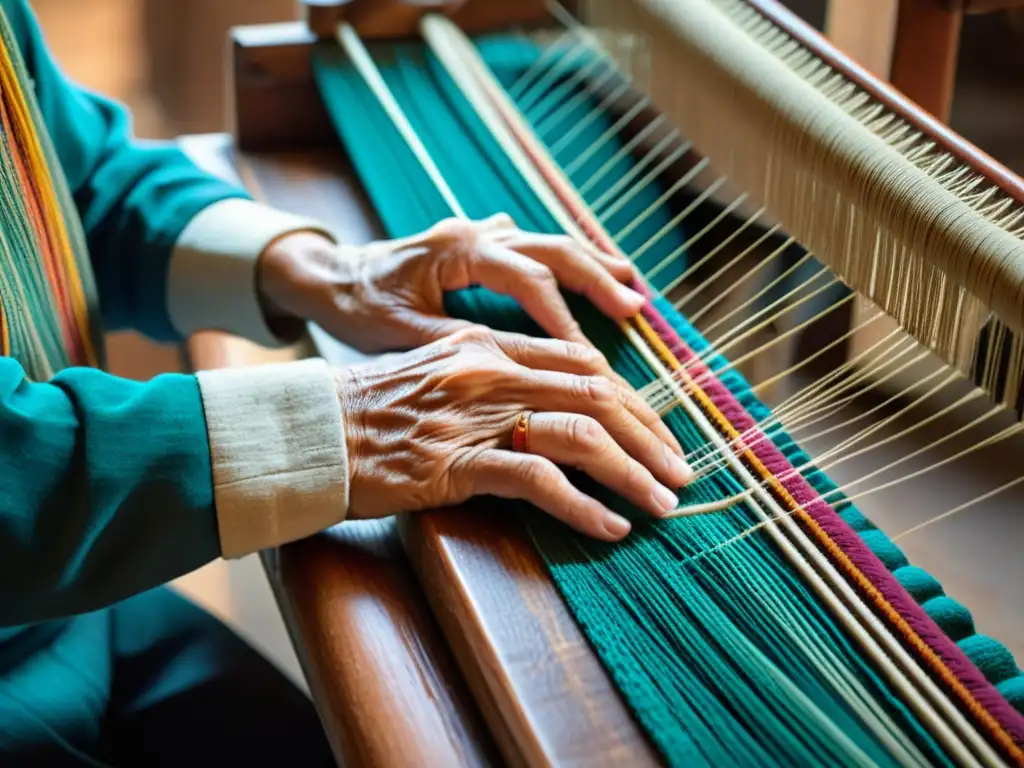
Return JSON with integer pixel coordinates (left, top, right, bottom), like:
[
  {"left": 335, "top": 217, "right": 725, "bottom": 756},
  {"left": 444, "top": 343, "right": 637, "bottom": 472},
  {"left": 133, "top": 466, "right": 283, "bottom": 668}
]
[{"left": 196, "top": 2, "right": 1024, "bottom": 765}]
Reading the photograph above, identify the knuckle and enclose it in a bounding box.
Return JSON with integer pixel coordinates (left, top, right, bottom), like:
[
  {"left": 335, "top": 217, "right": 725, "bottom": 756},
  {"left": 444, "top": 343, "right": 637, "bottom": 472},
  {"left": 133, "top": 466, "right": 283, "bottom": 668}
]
[
  {"left": 621, "top": 460, "right": 646, "bottom": 492},
  {"left": 566, "top": 415, "right": 602, "bottom": 446},
  {"left": 581, "top": 375, "right": 617, "bottom": 404},
  {"left": 563, "top": 340, "right": 604, "bottom": 370},
  {"left": 529, "top": 263, "right": 557, "bottom": 285},
  {"left": 449, "top": 324, "right": 492, "bottom": 345},
  {"left": 435, "top": 218, "right": 477, "bottom": 243}
]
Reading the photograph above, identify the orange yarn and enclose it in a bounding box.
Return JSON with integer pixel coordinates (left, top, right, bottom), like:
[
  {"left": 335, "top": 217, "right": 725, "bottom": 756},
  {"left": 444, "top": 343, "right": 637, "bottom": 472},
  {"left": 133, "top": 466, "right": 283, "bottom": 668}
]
[
  {"left": 477, "top": 68, "right": 1024, "bottom": 764},
  {"left": 0, "top": 28, "right": 96, "bottom": 368}
]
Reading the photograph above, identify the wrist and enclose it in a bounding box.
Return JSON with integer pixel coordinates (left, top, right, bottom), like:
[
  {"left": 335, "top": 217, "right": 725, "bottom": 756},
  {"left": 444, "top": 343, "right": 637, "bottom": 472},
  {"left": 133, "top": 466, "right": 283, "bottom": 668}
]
[
  {"left": 257, "top": 231, "right": 334, "bottom": 318},
  {"left": 258, "top": 231, "right": 367, "bottom": 336}
]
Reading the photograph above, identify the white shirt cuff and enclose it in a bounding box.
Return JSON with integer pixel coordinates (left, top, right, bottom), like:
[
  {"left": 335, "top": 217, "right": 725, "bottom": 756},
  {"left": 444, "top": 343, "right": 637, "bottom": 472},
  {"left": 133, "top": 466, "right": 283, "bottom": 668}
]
[
  {"left": 196, "top": 358, "right": 348, "bottom": 558},
  {"left": 168, "top": 199, "right": 336, "bottom": 347}
]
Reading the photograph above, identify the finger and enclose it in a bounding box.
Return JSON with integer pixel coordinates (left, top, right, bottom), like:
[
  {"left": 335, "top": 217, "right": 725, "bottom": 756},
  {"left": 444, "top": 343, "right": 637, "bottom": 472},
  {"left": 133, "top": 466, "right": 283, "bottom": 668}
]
[
  {"left": 464, "top": 449, "right": 631, "bottom": 542},
  {"left": 611, "top": 378, "right": 685, "bottom": 458},
  {"left": 591, "top": 248, "right": 640, "bottom": 283},
  {"left": 524, "top": 371, "right": 692, "bottom": 485},
  {"left": 529, "top": 413, "right": 679, "bottom": 517},
  {"left": 491, "top": 229, "right": 637, "bottom": 284},
  {"left": 490, "top": 335, "right": 682, "bottom": 455},
  {"left": 498, "top": 233, "right": 645, "bottom": 317},
  {"left": 467, "top": 244, "right": 591, "bottom": 346}
]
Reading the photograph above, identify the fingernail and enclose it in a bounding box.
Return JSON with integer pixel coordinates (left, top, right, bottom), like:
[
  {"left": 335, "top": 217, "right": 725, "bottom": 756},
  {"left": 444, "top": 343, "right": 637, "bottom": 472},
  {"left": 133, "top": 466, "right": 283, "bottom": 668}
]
[
  {"left": 652, "top": 484, "right": 679, "bottom": 515},
  {"left": 665, "top": 443, "right": 694, "bottom": 484},
  {"left": 603, "top": 512, "right": 632, "bottom": 538},
  {"left": 616, "top": 283, "right": 646, "bottom": 307}
]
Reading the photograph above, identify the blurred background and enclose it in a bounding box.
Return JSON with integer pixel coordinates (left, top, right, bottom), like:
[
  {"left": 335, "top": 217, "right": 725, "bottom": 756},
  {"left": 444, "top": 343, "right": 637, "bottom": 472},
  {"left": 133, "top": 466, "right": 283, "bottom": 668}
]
[{"left": 30, "top": 0, "right": 1024, "bottom": 687}]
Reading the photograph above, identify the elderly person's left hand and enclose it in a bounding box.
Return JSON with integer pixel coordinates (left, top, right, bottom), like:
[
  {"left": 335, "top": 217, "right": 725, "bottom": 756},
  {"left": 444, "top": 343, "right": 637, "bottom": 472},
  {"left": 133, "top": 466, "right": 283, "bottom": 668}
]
[{"left": 256, "top": 213, "right": 646, "bottom": 356}]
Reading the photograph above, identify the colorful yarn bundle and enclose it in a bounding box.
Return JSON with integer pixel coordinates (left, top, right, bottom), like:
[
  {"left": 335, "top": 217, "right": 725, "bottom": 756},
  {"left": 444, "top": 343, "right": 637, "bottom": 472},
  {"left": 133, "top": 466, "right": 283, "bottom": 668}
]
[
  {"left": 0, "top": 9, "right": 98, "bottom": 380},
  {"left": 312, "top": 33, "right": 1024, "bottom": 767}
]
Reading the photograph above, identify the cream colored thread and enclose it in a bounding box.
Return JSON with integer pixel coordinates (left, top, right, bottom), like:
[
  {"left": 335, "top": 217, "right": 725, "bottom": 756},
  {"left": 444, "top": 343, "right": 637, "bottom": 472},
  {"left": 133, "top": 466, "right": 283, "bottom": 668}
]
[{"left": 592, "top": 0, "right": 1024, "bottom": 371}]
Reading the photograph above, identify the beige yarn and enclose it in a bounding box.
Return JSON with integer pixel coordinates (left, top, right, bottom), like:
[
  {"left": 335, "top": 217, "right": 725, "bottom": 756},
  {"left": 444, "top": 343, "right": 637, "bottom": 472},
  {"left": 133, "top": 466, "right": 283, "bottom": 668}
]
[{"left": 583, "top": 0, "right": 1024, "bottom": 411}]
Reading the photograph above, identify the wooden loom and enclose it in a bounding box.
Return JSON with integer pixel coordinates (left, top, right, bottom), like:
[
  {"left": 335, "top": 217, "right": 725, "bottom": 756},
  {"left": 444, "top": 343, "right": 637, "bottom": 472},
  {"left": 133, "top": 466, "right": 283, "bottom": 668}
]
[{"left": 183, "top": 1, "right": 1024, "bottom": 765}]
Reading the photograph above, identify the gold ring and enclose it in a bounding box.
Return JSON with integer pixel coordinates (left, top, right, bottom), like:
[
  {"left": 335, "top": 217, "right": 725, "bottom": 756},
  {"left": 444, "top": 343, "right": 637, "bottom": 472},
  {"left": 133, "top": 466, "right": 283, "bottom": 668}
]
[{"left": 511, "top": 411, "right": 532, "bottom": 453}]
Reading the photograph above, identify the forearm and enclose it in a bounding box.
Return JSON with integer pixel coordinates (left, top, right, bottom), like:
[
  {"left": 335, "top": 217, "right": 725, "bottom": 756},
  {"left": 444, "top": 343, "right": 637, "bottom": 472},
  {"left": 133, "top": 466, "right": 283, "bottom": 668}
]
[{"left": 0, "top": 357, "right": 348, "bottom": 627}]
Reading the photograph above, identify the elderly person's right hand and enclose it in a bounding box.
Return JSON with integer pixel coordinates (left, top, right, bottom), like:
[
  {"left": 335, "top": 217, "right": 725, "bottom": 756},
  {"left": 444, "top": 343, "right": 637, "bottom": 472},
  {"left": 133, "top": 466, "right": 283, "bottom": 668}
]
[{"left": 336, "top": 327, "right": 693, "bottom": 541}]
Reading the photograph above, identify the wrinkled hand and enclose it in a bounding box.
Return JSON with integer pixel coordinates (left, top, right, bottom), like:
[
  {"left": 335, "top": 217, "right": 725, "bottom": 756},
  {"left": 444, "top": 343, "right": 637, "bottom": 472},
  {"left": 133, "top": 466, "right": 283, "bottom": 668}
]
[
  {"left": 335, "top": 327, "right": 692, "bottom": 542},
  {"left": 259, "top": 214, "right": 646, "bottom": 355}
]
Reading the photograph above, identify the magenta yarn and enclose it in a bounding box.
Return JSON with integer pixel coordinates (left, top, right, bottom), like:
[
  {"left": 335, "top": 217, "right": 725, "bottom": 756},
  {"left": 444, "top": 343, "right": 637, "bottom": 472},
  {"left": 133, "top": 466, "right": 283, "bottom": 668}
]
[{"left": 632, "top": 280, "right": 1024, "bottom": 747}]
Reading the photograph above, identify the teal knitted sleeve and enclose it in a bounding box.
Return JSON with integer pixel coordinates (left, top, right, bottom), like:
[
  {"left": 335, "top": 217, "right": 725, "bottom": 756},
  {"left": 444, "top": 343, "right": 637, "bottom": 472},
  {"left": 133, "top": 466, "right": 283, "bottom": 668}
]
[
  {"left": 0, "top": 357, "right": 219, "bottom": 626},
  {"left": 3, "top": 0, "right": 251, "bottom": 342}
]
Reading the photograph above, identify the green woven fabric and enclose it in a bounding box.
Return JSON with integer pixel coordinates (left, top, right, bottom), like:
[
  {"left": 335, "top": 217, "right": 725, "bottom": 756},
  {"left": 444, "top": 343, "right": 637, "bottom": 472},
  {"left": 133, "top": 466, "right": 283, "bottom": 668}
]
[{"left": 313, "top": 36, "right": 1022, "bottom": 765}]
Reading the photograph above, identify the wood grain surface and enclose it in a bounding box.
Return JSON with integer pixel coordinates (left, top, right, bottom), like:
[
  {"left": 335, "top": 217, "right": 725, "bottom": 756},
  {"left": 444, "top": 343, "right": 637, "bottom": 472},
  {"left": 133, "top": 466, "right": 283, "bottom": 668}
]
[
  {"left": 266, "top": 521, "right": 501, "bottom": 767},
  {"left": 401, "top": 508, "right": 661, "bottom": 768}
]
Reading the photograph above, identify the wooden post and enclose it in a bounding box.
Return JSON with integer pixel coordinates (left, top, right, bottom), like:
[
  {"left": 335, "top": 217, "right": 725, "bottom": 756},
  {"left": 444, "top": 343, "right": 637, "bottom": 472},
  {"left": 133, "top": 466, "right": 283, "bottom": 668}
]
[
  {"left": 826, "top": 0, "right": 900, "bottom": 79},
  {"left": 889, "top": 0, "right": 963, "bottom": 121}
]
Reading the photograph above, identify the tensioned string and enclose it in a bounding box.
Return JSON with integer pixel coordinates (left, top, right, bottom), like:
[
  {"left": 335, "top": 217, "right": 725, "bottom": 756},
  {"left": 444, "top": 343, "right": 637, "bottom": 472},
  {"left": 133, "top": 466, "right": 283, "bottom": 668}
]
[
  {"left": 518, "top": 11, "right": 1024, "bottom": 565},
  {"left": 512, "top": 21, "right": 1024, "bottom": 501}
]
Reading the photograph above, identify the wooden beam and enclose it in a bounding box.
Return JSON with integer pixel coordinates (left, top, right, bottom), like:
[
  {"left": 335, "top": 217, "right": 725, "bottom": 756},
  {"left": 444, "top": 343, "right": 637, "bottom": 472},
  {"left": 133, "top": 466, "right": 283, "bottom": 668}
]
[{"left": 825, "top": 0, "right": 899, "bottom": 78}]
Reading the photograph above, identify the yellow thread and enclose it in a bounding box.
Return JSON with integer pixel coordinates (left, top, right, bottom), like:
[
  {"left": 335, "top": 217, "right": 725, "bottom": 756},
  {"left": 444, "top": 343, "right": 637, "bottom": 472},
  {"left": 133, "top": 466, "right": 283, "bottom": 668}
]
[
  {"left": 0, "top": 30, "right": 96, "bottom": 367},
  {"left": 631, "top": 313, "right": 1024, "bottom": 765}
]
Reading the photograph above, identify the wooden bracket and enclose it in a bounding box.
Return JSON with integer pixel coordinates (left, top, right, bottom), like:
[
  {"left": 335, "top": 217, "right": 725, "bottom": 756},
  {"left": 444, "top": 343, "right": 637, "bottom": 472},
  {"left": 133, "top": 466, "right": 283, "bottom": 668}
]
[{"left": 229, "top": 22, "right": 336, "bottom": 151}]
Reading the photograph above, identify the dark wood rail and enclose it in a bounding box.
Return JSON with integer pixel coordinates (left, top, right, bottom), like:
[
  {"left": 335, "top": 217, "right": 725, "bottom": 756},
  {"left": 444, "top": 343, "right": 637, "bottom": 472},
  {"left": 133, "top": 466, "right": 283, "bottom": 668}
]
[{"left": 753, "top": 0, "right": 1024, "bottom": 203}]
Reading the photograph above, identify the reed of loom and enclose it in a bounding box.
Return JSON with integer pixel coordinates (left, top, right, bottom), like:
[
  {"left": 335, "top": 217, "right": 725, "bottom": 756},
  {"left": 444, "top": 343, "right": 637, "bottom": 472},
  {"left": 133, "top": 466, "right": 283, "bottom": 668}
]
[{"left": 181, "top": 1, "right": 1024, "bottom": 765}]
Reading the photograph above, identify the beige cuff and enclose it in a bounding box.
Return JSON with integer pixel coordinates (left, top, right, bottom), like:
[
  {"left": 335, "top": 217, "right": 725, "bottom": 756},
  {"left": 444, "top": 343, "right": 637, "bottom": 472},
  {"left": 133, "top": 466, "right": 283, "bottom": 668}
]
[
  {"left": 196, "top": 358, "right": 348, "bottom": 558},
  {"left": 168, "top": 198, "right": 336, "bottom": 348}
]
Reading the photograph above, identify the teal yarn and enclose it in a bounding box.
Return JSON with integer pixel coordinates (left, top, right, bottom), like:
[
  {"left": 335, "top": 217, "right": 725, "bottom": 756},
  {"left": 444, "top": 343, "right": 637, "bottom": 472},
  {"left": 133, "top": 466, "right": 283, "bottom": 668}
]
[
  {"left": 311, "top": 34, "right": 1022, "bottom": 764},
  {"left": 1000, "top": 678, "right": 1024, "bottom": 711},
  {"left": 921, "top": 597, "right": 975, "bottom": 643},
  {"left": 858, "top": 530, "right": 910, "bottom": 571},
  {"left": 958, "top": 636, "right": 1021, "bottom": 687},
  {"left": 894, "top": 566, "right": 945, "bottom": 604}
]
